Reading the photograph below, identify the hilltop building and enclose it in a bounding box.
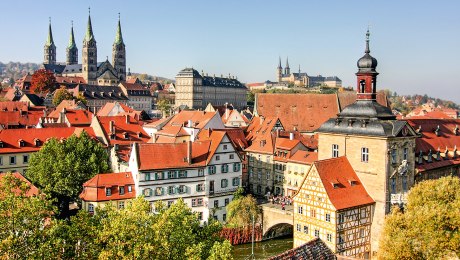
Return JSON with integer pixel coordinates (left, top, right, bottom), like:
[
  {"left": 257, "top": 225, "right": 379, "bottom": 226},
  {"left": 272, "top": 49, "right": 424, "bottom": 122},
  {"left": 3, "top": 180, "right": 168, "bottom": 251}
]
[
  {"left": 42, "top": 11, "right": 127, "bottom": 86},
  {"left": 175, "top": 68, "right": 247, "bottom": 110},
  {"left": 276, "top": 57, "right": 342, "bottom": 87}
]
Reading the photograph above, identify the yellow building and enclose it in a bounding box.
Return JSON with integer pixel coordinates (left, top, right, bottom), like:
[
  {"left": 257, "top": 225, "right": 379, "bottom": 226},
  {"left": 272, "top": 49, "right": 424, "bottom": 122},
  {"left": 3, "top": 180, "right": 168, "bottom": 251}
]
[
  {"left": 80, "top": 172, "right": 136, "bottom": 213},
  {"left": 293, "top": 157, "right": 374, "bottom": 258}
]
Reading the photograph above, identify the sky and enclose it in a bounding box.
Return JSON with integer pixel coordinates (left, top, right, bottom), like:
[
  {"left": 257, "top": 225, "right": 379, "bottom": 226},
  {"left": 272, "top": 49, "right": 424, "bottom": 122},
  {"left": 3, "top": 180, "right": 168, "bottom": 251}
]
[{"left": 1, "top": 1, "right": 459, "bottom": 102}]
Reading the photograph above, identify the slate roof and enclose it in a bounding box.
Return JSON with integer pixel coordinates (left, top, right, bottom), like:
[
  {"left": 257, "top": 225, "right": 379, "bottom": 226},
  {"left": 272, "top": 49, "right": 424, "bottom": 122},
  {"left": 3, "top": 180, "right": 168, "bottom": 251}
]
[
  {"left": 268, "top": 238, "right": 336, "bottom": 260},
  {"left": 78, "top": 85, "right": 129, "bottom": 101},
  {"left": 317, "top": 117, "right": 408, "bottom": 137},
  {"left": 176, "top": 68, "right": 246, "bottom": 89}
]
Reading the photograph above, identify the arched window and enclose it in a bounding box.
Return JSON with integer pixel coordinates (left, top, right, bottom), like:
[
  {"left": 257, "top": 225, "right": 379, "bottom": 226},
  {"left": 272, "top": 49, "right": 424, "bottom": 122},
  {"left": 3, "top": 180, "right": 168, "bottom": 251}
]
[{"left": 360, "top": 79, "right": 366, "bottom": 93}]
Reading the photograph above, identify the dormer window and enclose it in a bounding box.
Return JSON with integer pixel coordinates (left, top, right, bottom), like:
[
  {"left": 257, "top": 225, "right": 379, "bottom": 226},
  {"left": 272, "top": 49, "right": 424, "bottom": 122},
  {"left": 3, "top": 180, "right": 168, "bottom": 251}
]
[
  {"left": 18, "top": 139, "right": 25, "bottom": 147},
  {"left": 106, "top": 187, "right": 112, "bottom": 196},
  {"left": 110, "top": 133, "right": 116, "bottom": 140},
  {"left": 119, "top": 186, "right": 125, "bottom": 195},
  {"left": 331, "top": 179, "right": 340, "bottom": 189},
  {"left": 349, "top": 178, "right": 357, "bottom": 186},
  {"left": 123, "top": 132, "right": 129, "bottom": 139},
  {"left": 427, "top": 150, "right": 433, "bottom": 163},
  {"left": 34, "top": 138, "right": 41, "bottom": 147},
  {"left": 137, "top": 132, "right": 142, "bottom": 138},
  {"left": 0, "top": 141, "right": 3, "bottom": 148},
  {"left": 436, "top": 150, "right": 441, "bottom": 161}
]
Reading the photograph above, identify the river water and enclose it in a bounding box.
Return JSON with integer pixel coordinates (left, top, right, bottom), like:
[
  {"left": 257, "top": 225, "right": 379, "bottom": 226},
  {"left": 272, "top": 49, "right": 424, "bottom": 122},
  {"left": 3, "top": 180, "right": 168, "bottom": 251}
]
[{"left": 232, "top": 237, "right": 293, "bottom": 260}]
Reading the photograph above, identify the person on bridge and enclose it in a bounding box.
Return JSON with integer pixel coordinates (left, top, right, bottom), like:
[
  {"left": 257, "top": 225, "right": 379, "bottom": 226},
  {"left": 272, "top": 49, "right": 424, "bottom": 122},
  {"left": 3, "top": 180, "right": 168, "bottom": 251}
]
[{"left": 281, "top": 202, "right": 285, "bottom": 210}]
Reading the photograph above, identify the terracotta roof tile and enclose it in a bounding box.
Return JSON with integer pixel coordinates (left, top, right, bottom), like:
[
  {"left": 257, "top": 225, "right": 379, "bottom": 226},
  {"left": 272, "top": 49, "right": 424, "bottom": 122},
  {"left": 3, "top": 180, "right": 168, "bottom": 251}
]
[
  {"left": 65, "top": 109, "right": 93, "bottom": 126},
  {"left": 80, "top": 172, "right": 135, "bottom": 202},
  {"left": 311, "top": 157, "right": 375, "bottom": 210},
  {"left": 137, "top": 141, "right": 211, "bottom": 170},
  {"left": 0, "top": 127, "right": 96, "bottom": 154},
  {"left": 96, "top": 115, "right": 150, "bottom": 145}
]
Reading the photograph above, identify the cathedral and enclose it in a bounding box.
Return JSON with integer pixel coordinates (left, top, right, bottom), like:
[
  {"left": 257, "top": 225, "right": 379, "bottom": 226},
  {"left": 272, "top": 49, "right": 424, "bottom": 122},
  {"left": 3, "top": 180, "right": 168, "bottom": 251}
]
[{"left": 42, "top": 10, "right": 126, "bottom": 86}]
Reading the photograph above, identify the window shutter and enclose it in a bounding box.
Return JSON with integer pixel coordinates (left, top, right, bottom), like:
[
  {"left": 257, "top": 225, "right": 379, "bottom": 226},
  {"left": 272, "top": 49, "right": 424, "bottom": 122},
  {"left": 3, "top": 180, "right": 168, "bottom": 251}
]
[
  {"left": 196, "top": 184, "right": 199, "bottom": 192},
  {"left": 161, "top": 187, "right": 165, "bottom": 195}
]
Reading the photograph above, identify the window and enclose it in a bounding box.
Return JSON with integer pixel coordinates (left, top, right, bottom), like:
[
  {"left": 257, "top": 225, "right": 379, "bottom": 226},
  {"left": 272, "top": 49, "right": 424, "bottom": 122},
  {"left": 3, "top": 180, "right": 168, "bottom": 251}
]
[
  {"left": 223, "top": 214, "right": 226, "bottom": 222},
  {"left": 232, "top": 177, "right": 240, "bottom": 186},
  {"left": 179, "top": 171, "right": 187, "bottom": 178},
  {"left": 391, "top": 178, "right": 396, "bottom": 194},
  {"left": 223, "top": 144, "right": 227, "bottom": 150},
  {"left": 221, "top": 179, "right": 228, "bottom": 188},
  {"left": 168, "top": 171, "right": 176, "bottom": 179},
  {"left": 106, "top": 188, "right": 112, "bottom": 196},
  {"left": 326, "top": 213, "right": 331, "bottom": 222},
  {"left": 310, "top": 209, "right": 316, "bottom": 218},
  {"left": 403, "top": 148, "right": 409, "bottom": 161},
  {"left": 257, "top": 170, "right": 261, "bottom": 181},
  {"left": 296, "top": 224, "right": 301, "bottom": 232},
  {"left": 196, "top": 184, "right": 205, "bottom": 192},
  {"left": 197, "top": 198, "right": 203, "bottom": 206},
  {"left": 208, "top": 166, "right": 216, "bottom": 175},
  {"left": 298, "top": 206, "right": 303, "bottom": 214},
  {"left": 198, "top": 169, "right": 204, "bottom": 176},
  {"left": 338, "top": 213, "right": 345, "bottom": 224},
  {"left": 402, "top": 175, "right": 408, "bottom": 192},
  {"left": 303, "top": 226, "right": 308, "bottom": 234},
  {"left": 361, "top": 147, "right": 369, "bottom": 162},
  {"left": 229, "top": 154, "right": 234, "bottom": 159},
  {"left": 168, "top": 186, "right": 176, "bottom": 194},
  {"left": 338, "top": 233, "right": 345, "bottom": 244},
  {"left": 233, "top": 163, "right": 240, "bottom": 172},
  {"left": 167, "top": 201, "right": 174, "bottom": 208},
  {"left": 118, "top": 201, "right": 125, "bottom": 209},
  {"left": 192, "top": 199, "right": 198, "bottom": 207},
  {"left": 216, "top": 155, "right": 220, "bottom": 161},
  {"left": 88, "top": 203, "right": 94, "bottom": 213},
  {"left": 119, "top": 186, "right": 125, "bottom": 195},
  {"left": 221, "top": 164, "right": 229, "bottom": 173},
  {"left": 128, "top": 185, "right": 132, "bottom": 192},
  {"left": 23, "top": 155, "right": 28, "bottom": 164},
  {"left": 214, "top": 200, "right": 219, "bottom": 208},
  {"left": 144, "top": 188, "right": 152, "bottom": 197},
  {"left": 225, "top": 198, "right": 229, "bottom": 206},
  {"left": 9, "top": 156, "right": 16, "bottom": 165},
  {"left": 145, "top": 172, "right": 151, "bottom": 181},
  {"left": 0, "top": 157, "right": 2, "bottom": 165},
  {"left": 332, "top": 144, "right": 339, "bottom": 158},
  {"left": 314, "top": 230, "right": 320, "bottom": 238},
  {"left": 266, "top": 172, "right": 270, "bottom": 180},
  {"left": 154, "top": 172, "right": 163, "bottom": 180},
  {"left": 327, "top": 233, "right": 332, "bottom": 242},
  {"left": 198, "top": 212, "right": 203, "bottom": 220},
  {"left": 360, "top": 228, "right": 365, "bottom": 238},
  {"left": 155, "top": 187, "right": 163, "bottom": 196},
  {"left": 391, "top": 149, "right": 397, "bottom": 164},
  {"left": 178, "top": 185, "right": 186, "bottom": 194}
]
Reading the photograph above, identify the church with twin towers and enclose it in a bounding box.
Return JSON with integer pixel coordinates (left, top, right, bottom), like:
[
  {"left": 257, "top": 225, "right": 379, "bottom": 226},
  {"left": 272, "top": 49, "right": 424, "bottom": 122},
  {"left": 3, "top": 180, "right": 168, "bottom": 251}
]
[{"left": 43, "top": 9, "right": 127, "bottom": 86}]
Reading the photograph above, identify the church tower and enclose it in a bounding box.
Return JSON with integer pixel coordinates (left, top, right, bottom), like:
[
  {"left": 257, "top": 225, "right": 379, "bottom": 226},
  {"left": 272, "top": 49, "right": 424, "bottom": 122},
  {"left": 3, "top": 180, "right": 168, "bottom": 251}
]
[
  {"left": 43, "top": 18, "right": 56, "bottom": 65},
  {"left": 284, "top": 57, "right": 290, "bottom": 75},
  {"left": 356, "top": 29, "right": 378, "bottom": 101},
  {"left": 112, "top": 14, "right": 126, "bottom": 81},
  {"left": 82, "top": 9, "right": 98, "bottom": 85},
  {"left": 277, "top": 57, "right": 283, "bottom": 82},
  {"left": 66, "top": 21, "right": 78, "bottom": 65}
]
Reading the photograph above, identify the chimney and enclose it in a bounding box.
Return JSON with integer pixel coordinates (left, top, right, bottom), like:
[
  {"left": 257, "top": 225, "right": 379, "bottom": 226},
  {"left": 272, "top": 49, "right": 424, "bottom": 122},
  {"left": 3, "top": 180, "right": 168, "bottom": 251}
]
[
  {"left": 110, "top": 120, "right": 115, "bottom": 133},
  {"left": 289, "top": 132, "right": 294, "bottom": 140},
  {"left": 276, "top": 129, "right": 280, "bottom": 138},
  {"left": 187, "top": 140, "right": 192, "bottom": 164},
  {"left": 125, "top": 115, "right": 130, "bottom": 124},
  {"left": 43, "top": 109, "right": 47, "bottom": 118},
  {"left": 187, "top": 119, "right": 192, "bottom": 128},
  {"left": 151, "top": 133, "right": 156, "bottom": 143},
  {"left": 60, "top": 108, "right": 67, "bottom": 123}
]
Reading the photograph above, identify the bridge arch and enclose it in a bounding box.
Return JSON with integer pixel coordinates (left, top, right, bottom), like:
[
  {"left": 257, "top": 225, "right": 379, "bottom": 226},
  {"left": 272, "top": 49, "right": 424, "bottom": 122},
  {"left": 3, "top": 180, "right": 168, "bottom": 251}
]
[
  {"left": 261, "top": 203, "right": 294, "bottom": 239},
  {"left": 263, "top": 222, "right": 293, "bottom": 239}
]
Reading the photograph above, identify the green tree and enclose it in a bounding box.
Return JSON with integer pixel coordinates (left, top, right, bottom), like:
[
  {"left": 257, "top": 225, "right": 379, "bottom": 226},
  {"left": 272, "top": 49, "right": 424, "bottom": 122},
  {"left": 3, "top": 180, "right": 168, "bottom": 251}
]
[
  {"left": 207, "top": 240, "right": 233, "bottom": 260},
  {"left": 379, "top": 176, "right": 460, "bottom": 259},
  {"left": 0, "top": 173, "right": 54, "bottom": 259},
  {"left": 157, "top": 98, "right": 172, "bottom": 117},
  {"left": 98, "top": 197, "right": 156, "bottom": 259},
  {"left": 52, "top": 86, "right": 74, "bottom": 106},
  {"left": 226, "top": 195, "right": 261, "bottom": 228},
  {"left": 27, "top": 131, "right": 110, "bottom": 218}
]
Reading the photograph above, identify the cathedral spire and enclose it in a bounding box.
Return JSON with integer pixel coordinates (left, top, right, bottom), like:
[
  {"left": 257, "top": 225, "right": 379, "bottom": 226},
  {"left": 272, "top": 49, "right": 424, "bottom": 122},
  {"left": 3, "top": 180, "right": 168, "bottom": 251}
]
[
  {"left": 277, "top": 56, "right": 282, "bottom": 69},
  {"left": 285, "top": 57, "right": 290, "bottom": 69},
  {"left": 85, "top": 7, "right": 95, "bottom": 42},
  {"left": 114, "top": 13, "right": 124, "bottom": 45},
  {"left": 68, "top": 21, "right": 76, "bottom": 49},
  {"left": 365, "top": 29, "right": 370, "bottom": 54},
  {"left": 46, "top": 17, "right": 54, "bottom": 46}
]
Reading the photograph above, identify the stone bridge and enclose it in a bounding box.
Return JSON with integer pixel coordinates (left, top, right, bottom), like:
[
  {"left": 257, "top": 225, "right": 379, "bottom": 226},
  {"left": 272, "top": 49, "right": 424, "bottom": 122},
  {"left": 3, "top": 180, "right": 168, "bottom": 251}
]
[{"left": 261, "top": 202, "right": 294, "bottom": 239}]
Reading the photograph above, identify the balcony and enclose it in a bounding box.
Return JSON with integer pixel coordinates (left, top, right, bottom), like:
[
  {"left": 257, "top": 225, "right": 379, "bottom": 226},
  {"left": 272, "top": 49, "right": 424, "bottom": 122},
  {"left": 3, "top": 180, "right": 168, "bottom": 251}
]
[{"left": 390, "top": 193, "right": 408, "bottom": 204}]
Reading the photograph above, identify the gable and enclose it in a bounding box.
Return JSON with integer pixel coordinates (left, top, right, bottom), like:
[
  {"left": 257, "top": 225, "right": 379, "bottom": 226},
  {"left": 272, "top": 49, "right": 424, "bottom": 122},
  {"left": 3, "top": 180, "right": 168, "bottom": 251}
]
[{"left": 394, "top": 121, "right": 418, "bottom": 138}]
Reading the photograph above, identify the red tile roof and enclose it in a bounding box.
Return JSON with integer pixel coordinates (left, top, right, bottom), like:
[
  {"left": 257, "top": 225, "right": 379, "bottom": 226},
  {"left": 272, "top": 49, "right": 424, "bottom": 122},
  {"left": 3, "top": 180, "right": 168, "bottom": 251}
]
[
  {"left": 97, "top": 102, "right": 135, "bottom": 117},
  {"left": 55, "top": 76, "right": 85, "bottom": 84},
  {"left": 337, "top": 91, "right": 389, "bottom": 110},
  {"left": 288, "top": 150, "right": 318, "bottom": 165},
  {"left": 136, "top": 141, "right": 211, "bottom": 170},
  {"left": 0, "top": 110, "right": 44, "bottom": 128},
  {"left": 96, "top": 115, "right": 150, "bottom": 146},
  {"left": 120, "top": 82, "right": 146, "bottom": 91},
  {"left": 310, "top": 157, "right": 375, "bottom": 210},
  {"left": 211, "top": 128, "right": 249, "bottom": 151},
  {"left": 0, "top": 127, "right": 96, "bottom": 154},
  {"left": 0, "top": 172, "right": 39, "bottom": 197},
  {"left": 0, "top": 101, "right": 29, "bottom": 112},
  {"left": 256, "top": 93, "right": 340, "bottom": 132},
  {"left": 79, "top": 172, "right": 135, "bottom": 202},
  {"left": 64, "top": 109, "right": 93, "bottom": 126},
  {"left": 166, "top": 110, "right": 219, "bottom": 129},
  {"left": 49, "top": 100, "right": 83, "bottom": 118}
]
